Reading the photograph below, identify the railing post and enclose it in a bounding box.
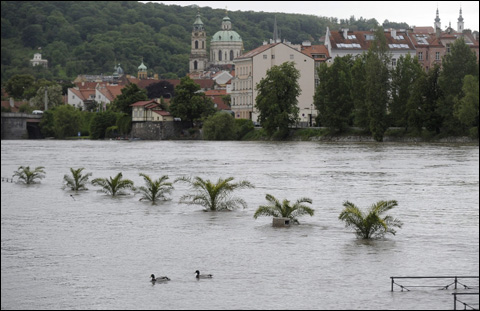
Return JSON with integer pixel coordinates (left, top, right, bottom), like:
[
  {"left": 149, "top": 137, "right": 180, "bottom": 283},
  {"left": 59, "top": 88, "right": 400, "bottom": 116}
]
[
  {"left": 453, "top": 293, "right": 456, "bottom": 310},
  {"left": 454, "top": 276, "right": 457, "bottom": 290},
  {"left": 391, "top": 277, "right": 394, "bottom": 292}
]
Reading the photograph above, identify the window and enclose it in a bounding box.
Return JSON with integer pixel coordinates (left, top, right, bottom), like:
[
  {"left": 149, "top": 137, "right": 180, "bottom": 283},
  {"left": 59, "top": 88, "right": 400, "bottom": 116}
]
[
  {"left": 446, "top": 44, "right": 451, "bottom": 53},
  {"left": 272, "top": 55, "right": 275, "bottom": 59},
  {"left": 290, "top": 54, "right": 294, "bottom": 59},
  {"left": 435, "top": 52, "right": 440, "bottom": 60},
  {"left": 194, "top": 60, "right": 198, "bottom": 70},
  {"left": 230, "top": 50, "right": 234, "bottom": 61},
  {"left": 195, "top": 41, "right": 198, "bottom": 49},
  {"left": 392, "top": 58, "right": 397, "bottom": 67},
  {"left": 218, "top": 50, "right": 222, "bottom": 61},
  {"left": 418, "top": 52, "right": 423, "bottom": 60},
  {"left": 263, "top": 55, "right": 267, "bottom": 59}
]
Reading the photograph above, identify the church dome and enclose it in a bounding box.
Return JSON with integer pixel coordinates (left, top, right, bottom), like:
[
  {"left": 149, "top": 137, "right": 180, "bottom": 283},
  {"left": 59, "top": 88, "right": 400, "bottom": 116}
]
[
  {"left": 138, "top": 62, "right": 147, "bottom": 70},
  {"left": 211, "top": 30, "right": 242, "bottom": 42}
]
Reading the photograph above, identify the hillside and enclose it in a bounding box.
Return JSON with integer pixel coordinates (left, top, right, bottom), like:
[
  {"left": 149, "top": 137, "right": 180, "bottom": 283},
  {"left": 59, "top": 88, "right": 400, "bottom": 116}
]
[{"left": 1, "top": 1, "right": 408, "bottom": 85}]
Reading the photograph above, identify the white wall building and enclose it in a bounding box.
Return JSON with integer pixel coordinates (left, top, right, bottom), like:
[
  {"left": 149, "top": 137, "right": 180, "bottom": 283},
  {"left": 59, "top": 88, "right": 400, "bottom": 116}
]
[{"left": 231, "top": 42, "right": 315, "bottom": 126}]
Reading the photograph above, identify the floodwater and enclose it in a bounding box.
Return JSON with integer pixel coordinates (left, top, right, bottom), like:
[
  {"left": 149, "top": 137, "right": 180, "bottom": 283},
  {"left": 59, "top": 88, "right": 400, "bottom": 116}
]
[{"left": 1, "top": 140, "right": 478, "bottom": 310}]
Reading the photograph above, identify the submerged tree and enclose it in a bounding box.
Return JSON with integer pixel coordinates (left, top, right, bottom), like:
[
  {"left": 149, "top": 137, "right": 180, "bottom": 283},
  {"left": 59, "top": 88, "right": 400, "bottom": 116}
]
[
  {"left": 338, "top": 200, "right": 403, "bottom": 239},
  {"left": 137, "top": 173, "right": 174, "bottom": 204},
  {"left": 12, "top": 166, "right": 46, "bottom": 184},
  {"left": 91, "top": 172, "right": 135, "bottom": 196},
  {"left": 63, "top": 167, "right": 92, "bottom": 191},
  {"left": 176, "top": 176, "right": 254, "bottom": 211},
  {"left": 253, "top": 194, "right": 314, "bottom": 224}
]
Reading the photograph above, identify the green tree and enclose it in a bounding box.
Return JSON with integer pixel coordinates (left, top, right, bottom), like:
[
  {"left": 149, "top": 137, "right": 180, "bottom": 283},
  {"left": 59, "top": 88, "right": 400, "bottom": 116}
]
[
  {"left": 169, "top": 76, "right": 215, "bottom": 126},
  {"left": 5, "top": 74, "right": 36, "bottom": 99},
  {"left": 314, "top": 56, "right": 353, "bottom": 132},
  {"left": 253, "top": 194, "right": 314, "bottom": 224},
  {"left": 90, "top": 111, "right": 117, "bottom": 139},
  {"left": 176, "top": 176, "right": 254, "bottom": 211},
  {"left": 390, "top": 54, "right": 424, "bottom": 129},
  {"left": 339, "top": 200, "right": 403, "bottom": 239},
  {"left": 454, "top": 75, "right": 479, "bottom": 137},
  {"left": 91, "top": 172, "right": 135, "bottom": 197},
  {"left": 422, "top": 64, "right": 443, "bottom": 134},
  {"left": 63, "top": 167, "right": 92, "bottom": 191},
  {"left": 53, "top": 104, "right": 80, "bottom": 139},
  {"left": 365, "top": 27, "right": 391, "bottom": 141},
  {"left": 113, "top": 83, "right": 148, "bottom": 115},
  {"left": 12, "top": 166, "right": 46, "bottom": 184},
  {"left": 203, "top": 112, "right": 236, "bottom": 140},
  {"left": 438, "top": 37, "right": 478, "bottom": 135},
  {"left": 137, "top": 173, "right": 174, "bottom": 204},
  {"left": 255, "top": 61, "right": 301, "bottom": 139},
  {"left": 31, "top": 84, "right": 64, "bottom": 110},
  {"left": 351, "top": 54, "right": 369, "bottom": 130}
]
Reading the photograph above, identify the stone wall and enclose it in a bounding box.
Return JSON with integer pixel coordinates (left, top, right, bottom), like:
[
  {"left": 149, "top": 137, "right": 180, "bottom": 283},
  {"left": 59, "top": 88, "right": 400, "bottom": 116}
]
[
  {"left": 131, "top": 121, "right": 192, "bottom": 140},
  {"left": 1, "top": 113, "right": 42, "bottom": 140}
]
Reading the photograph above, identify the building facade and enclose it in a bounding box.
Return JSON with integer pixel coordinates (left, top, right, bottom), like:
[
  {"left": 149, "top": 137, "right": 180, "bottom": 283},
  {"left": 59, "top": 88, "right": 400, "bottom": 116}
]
[{"left": 231, "top": 42, "right": 315, "bottom": 126}]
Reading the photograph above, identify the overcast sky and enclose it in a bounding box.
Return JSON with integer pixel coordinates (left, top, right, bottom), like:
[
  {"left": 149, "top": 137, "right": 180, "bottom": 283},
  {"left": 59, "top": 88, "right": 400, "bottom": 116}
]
[{"left": 147, "top": 1, "right": 479, "bottom": 32}]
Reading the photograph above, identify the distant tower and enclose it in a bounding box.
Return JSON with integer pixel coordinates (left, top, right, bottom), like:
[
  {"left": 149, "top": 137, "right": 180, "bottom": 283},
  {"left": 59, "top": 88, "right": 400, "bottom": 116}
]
[
  {"left": 189, "top": 11, "right": 208, "bottom": 74},
  {"left": 273, "top": 16, "right": 280, "bottom": 43},
  {"left": 457, "top": 6, "right": 464, "bottom": 32},
  {"left": 138, "top": 59, "right": 147, "bottom": 79},
  {"left": 434, "top": 7, "right": 441, "bottom": 30}
]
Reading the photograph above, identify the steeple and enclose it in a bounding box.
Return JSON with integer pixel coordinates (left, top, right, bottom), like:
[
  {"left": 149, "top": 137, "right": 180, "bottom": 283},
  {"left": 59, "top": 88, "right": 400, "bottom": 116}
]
[
  {"left": 273, "top": 16, "right": 280, "bottom": 43},
  {"left": 457, "top": 6, "right": 464, "bottom": 32},
  {"left": 190, "top": 11, "right": 208, "bottom": 74},
  {"left": 434, "top": 7, "right": 441, "bottom": 30}
]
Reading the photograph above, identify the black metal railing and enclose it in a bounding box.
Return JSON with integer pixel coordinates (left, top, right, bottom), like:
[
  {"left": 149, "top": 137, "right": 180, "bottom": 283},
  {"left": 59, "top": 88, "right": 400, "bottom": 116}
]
[
  {"left": 452, "top": 293, "right": 479, "bottom": 310},
  {"left": 390, "top": 276, "right": 479, "bottom": 292}
]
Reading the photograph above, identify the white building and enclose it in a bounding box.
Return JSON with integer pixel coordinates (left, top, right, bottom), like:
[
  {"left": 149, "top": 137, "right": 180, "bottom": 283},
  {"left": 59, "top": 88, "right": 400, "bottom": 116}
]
[
  {"left": 231, "top": 42, "right": 315, "bottom": 126},
  {"left": 30, "top": 53, "right": 48, "bottom": 68}
]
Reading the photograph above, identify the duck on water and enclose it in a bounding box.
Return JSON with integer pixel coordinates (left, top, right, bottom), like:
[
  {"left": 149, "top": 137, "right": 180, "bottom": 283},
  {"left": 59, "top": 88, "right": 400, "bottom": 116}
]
[
  {"left": 150, "top": 274, "right": 170, "bottom": 283},
  {"left": 195, "top": 270, "right": 213, "bottom": 279}
]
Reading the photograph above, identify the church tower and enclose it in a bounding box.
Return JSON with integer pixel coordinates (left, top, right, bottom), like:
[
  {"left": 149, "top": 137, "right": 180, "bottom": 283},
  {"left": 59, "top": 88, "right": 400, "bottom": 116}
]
[
  {"left": 189, "top": 12, "right": 208, "bottom": 74},
  {"left": 138, "top": 59, "right": 147, "bottom": 79},
  {"left": 434, "top": 7, "right": 441, "bottom": 30},
  {"left": 457, "top": 7, "right": 464, "bottom": 32}
]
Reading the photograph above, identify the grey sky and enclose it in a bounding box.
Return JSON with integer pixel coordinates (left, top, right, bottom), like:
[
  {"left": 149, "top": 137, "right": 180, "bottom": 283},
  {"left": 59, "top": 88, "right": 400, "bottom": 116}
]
[{"left": 148, "top": 1, "right": 479, "bottom": 32}]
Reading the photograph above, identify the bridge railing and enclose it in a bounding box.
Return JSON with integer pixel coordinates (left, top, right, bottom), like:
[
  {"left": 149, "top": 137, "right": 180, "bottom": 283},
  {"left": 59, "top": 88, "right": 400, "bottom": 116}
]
[{"left": 390, "top": 276, "right": 479, "bottom": 292}]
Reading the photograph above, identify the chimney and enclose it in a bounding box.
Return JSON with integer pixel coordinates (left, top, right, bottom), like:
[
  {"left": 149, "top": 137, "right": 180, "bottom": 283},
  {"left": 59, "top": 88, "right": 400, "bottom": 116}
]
[
  {"left": 391, "top": 28, "right": 396, "bottom": 39},
  {"left": 343, "top": 28, "right": 349, "bottom": 39},
  {"left": 436, "top": 27, "right": 441, "bottom": 38},
  {"left": 9, "top": 97, "right": 14, "bottom": 108}
]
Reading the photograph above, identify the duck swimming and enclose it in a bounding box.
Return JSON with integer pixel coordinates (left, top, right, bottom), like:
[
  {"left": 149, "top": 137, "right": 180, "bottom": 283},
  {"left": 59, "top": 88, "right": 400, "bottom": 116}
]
[
  {"left": 150, "top": 274, "right": 170, "bottom": 282},
  {"left": 195, "top": 270, "right": 213, "bottom": 279}
]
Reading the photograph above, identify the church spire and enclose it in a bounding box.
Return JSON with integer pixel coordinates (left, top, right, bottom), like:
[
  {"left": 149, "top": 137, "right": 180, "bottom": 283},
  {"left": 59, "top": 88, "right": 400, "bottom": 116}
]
[
  {"left": 273, "top": 16, "right": 279, "bottom": 43},
  {"left": 457, "top": 6, "right": 464, "bottom": 32},
  {"left": 434, "top": 6, "right": 441, "bottom": 30}
]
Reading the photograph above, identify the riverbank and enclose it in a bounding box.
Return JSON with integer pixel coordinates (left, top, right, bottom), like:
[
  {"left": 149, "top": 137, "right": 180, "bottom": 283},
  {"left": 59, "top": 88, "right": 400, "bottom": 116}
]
[{"left": 241, "top": 127, "right": 479, "bottom": 144}]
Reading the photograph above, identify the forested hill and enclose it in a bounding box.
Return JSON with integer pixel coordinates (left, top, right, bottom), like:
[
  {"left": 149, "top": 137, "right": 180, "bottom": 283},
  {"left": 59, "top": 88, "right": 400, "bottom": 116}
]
[{"left": 0, "top": 1, "right": 409, "bottom": 84}]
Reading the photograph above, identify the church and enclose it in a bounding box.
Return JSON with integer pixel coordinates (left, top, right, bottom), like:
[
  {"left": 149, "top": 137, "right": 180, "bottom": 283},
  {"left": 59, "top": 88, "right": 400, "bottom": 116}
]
[{"left": 189, "top": 11, "right": 244, "bottom": 74}]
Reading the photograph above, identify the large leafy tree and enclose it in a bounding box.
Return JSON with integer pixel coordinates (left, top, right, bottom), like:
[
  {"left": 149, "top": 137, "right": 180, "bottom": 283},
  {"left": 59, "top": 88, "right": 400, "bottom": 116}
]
[
  {"left": 314, "top": 56, "right": 353, "bottom": 132},
  {"left": 176, "top": 176, "right": 254, "bottom": 211},
  {"left": 146, "top": 80, "right": 175, "bottom": 99},
  {"left": 365, "top": 27, "right": 391, "bottom": 142},
  {"left": 390, "top": 54, "right": 424, "bottom": 129},
  {"left": 339, "top": 200, "right": 403, "bottom": 239},
  {"left": 422, "top": 64, "right": 443, "bottom": 134},
  {"left": 63, "top": 167, "right": 92, "bottom": 191},
  {"left": 253, "top": 194, "right": 314, "bottom": 224},
  {"left": 438, "top": 37, "right": 478, "bottom": 135},
  {"left": 351, "top": 54, "right": 369, "bottom": 130},
  {"left": 13, "top": 166, "right": 46, "bottom": 184},
  {"left": 255, "top": 61, "right": 301, "bottom": 138},
  {"left": 168, "top": 76, "right": 215, "bottom": 126},
  {"left": 89, "top": 111, "right": 118, "bottom": 139},
  {"left": 203, "top": 112, "right": 237, "bottom": 140},
  {"left": 53, "top": 104, "right": 81, "bottom": 139},
  {"left": 5, "top": 74, "right": 36, "bottom": 99},
  {"left": 137, "top": 173, "right": 174, "bottom": 204},
  {"left": 91, "top": 172, "right": 135, "bottom": 197},
  {"left": 454, "top": 75, "right": 479, "bottom": 137},
  {"left": 113, "top": 83, "right": 148, "bottom": 115}
]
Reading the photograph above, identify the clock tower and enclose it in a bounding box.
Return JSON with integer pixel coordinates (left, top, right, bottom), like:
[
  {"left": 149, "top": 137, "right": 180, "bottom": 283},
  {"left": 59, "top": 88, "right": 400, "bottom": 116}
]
[{"left": 189, "top": 12, "right": 208, "bottom": 74}]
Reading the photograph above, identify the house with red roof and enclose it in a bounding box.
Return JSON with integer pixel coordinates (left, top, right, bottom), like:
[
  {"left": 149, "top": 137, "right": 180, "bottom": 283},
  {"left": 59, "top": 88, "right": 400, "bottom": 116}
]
[{"left": 130, "top": 100, "right": 173, "bottom": 122}]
